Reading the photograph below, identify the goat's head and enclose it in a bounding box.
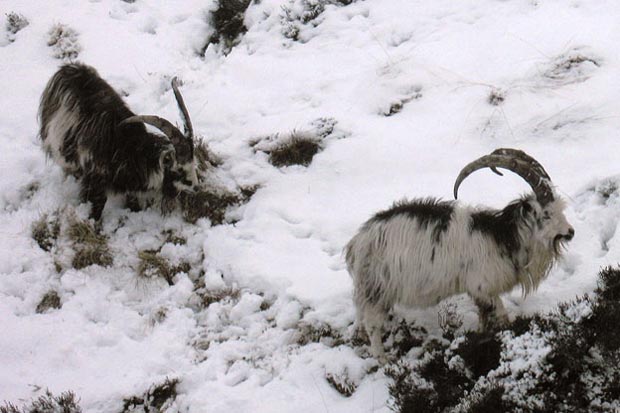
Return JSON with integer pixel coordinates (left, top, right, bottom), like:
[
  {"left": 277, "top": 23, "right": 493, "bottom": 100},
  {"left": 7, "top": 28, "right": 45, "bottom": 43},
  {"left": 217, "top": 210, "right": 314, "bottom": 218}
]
[
  {"left": 120, "top": 78, "right": 198, "bottom": 197},
  {"left": 454, "top": 148, "right": 574, "bottom": 255}
]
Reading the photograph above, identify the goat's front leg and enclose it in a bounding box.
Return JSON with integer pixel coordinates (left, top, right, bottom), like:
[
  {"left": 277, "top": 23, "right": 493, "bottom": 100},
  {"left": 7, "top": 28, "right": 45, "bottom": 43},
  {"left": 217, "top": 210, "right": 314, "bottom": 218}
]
[
  {"left": 472, "top": 295, "right": 508, "bottom": 331},
  {"left": 125, "top": 193, "right": 141, "bottom": 212},
  {"left": 80, "top": 172, "right": 107, "bottom": 221}
]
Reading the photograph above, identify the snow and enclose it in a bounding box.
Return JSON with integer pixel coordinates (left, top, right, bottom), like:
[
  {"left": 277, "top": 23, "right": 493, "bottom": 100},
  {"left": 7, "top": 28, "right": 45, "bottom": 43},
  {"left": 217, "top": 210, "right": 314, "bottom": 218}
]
[{"left": 1, "top": 0, "right": 619, "bottom": 411}]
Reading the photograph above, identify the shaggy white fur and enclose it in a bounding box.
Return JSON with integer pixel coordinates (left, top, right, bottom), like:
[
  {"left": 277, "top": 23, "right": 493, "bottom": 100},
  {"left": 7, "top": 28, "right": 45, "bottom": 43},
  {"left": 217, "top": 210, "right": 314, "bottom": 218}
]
[{"left": 345, "top": 197, "right": 573, "bottom": 363}]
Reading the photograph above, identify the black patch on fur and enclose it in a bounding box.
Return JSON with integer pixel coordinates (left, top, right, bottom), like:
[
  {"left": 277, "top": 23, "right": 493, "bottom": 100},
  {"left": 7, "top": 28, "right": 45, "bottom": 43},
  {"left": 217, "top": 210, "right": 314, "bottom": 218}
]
[
  {"left": 370, "top": 198, "right": 454, "bottom": 242},
  {"left": 470, "top": 198, "right": 533, "bottom": 257}
]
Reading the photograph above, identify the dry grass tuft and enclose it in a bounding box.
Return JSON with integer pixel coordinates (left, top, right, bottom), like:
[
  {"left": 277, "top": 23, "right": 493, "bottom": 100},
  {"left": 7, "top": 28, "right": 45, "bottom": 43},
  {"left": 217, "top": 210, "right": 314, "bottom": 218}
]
[
  {"left": 6, "top": 12, "right": 29, "bottom": 35},
  {"left": 251, "top": 118, "right": 341, "bottom": 168},
  {"left": 487, "top": 88, "right": 505, "bottom": 106},
  {"left": 137, "top": 251, "right": 190, "bottom": 286},
  {"left": 68, "top": 218, "right": 112, "bottom": 269},
  {"left": 5, "top": 12, "right": 29, "bottom": 44},
  {"left": 122, "top": 378, "right": 178, "bottom": 413},
  {"left": 268, "top": 135, "right": 322, "bottom": 167},
  {"left": 47, "top": 23, "right": 81, "bottom": 61},
  {"left": 32, "top": 214, "right": 60, "bottom": 252},
  {"left": 163, "top": 229, "right": 186, "bottom": 246},
  {"left": 138, "top": 250, "right": 174, "bottom": 285},
  {"left": 197, "top": 286, "right": 241, "bottom": 308},
  {"left": 326, "top": 370, "right": 357, "bottom": 397},
  {"left": 195, "top": 138, "right": 222, "bottom": 172},
  {"left": 1, "top": 390, "right": 82, "bottom": 413},
  {"left": 36, "top": 290, "right": 61, "bottom": 314},
  {"left": 179, "top": 185, "right": 257, "bottom": 225},
  {"left": 295, "top": 321, "right": 344, "bottom": 347}
]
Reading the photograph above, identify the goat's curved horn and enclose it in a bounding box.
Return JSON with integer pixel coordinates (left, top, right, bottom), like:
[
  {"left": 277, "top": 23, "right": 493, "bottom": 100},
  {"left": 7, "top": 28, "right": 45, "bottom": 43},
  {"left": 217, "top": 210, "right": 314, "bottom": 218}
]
[
  {"left": 171, "top": 77, "right": 194, "bottom": 139},
  {"left": 120, "top": 115, "right": 193, "bottom": 164},
  {"left": 453, "top": 148, "right": 555, "bottom": 206}
]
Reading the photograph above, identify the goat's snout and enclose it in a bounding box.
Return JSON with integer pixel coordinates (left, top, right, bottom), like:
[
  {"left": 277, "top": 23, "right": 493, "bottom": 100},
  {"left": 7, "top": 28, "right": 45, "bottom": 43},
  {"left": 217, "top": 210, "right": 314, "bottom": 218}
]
[{"left": 565, "top": 227, "right": 575, "bottom": 241}]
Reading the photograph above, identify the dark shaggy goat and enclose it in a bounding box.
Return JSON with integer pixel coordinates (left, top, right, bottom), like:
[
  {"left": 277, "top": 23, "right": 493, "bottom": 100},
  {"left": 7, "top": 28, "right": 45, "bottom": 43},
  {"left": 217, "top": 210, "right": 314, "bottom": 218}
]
[
  {"left": 39, "top": 63, "right": 198, "bottom": 220},
  {"left": 345, "top": 149, "right": 575, "bottom": 363}
]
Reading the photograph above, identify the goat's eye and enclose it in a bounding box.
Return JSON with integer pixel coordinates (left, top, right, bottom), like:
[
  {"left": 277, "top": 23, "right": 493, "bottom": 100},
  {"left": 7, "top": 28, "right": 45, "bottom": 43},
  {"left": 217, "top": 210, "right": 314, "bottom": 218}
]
[
  {"left": 163, "top": 153, "right": 174, "bottom": 167},
  {"left": 543, "top": 212, "right": 551, "bottom": 220}
]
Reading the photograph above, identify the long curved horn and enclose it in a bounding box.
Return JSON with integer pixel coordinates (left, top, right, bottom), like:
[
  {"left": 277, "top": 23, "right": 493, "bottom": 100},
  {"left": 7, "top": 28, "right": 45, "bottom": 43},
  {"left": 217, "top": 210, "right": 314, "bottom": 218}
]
[
  {"left": 171, "top": 77, "right": 194, "bottom": 139},
  {"left": 453, "top": 148, "right": 555, "bottom": 206},
  {"left": 120, "top": 115, "right": 193, "bottom": 164}
]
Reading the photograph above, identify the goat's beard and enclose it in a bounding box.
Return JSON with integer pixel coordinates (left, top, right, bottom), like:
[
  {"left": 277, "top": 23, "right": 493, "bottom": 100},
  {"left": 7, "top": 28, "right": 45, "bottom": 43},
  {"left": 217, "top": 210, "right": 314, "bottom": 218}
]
[
  {"left": 160, "top": 171, "right": 180, "bottom": 214},
  {"left": 520, "top": 239, "right": 558, "bottom": 296},
  {"left": 552, "top": 234, "right": 570, "bottom": 257},
  {"left": 160, "top": 194, "right": 177, "bottom": 215}
]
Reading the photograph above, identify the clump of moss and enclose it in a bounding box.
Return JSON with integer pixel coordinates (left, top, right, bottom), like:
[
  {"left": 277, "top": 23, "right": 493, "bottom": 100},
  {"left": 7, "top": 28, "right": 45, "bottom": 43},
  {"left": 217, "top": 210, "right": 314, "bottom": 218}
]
[
  {"left": 36, "top": 290, "right": 62, "bottom": 314},
  {"left": 68, "top": 218, "right": 112, "bottom": 269},
  {"left": 32, "top": 214, "right": 60, "bottom": 252},
  {"left": 1, "top": 390, "right": 82, "bottom": 413},
  {"left": 122, "top": 378, "right": 179, "bottom": 413}
]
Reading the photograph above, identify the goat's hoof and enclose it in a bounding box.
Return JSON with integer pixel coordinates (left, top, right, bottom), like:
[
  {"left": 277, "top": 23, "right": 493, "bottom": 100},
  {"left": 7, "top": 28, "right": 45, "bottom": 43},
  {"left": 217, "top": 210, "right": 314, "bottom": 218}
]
[
  {"left": 351, "top": 328, "right": 369, "bottom": 346},
  {"left": 370, "top": 350, "right": 388, "bottom": 365},
  {"left": 377, "top": 355, "right": 389, "bottom": 365}
]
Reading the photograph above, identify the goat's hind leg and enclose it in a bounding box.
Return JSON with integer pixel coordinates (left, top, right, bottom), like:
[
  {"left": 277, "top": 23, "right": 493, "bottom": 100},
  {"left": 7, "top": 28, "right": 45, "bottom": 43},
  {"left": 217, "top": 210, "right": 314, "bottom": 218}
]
[{"left": 361, "top": 304, "right": 389, "bottom": 364}]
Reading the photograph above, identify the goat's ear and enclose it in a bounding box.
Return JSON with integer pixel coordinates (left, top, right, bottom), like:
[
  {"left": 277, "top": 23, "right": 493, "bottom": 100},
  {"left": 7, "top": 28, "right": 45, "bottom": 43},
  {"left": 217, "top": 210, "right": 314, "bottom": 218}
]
[{"left": 520, "top": 200, "right": 534, "bottom": 218}]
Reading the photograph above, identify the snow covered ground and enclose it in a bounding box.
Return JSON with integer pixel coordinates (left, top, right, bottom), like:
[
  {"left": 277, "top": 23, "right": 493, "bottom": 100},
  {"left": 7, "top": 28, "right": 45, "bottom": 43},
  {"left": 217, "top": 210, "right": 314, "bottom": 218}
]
[{"left": 1, "top": 0, "right": 620, "bottom": 411}]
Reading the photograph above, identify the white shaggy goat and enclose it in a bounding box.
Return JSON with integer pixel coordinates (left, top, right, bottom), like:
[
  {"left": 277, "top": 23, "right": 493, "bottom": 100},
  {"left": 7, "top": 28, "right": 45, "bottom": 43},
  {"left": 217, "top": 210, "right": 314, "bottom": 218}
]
[{"left": 344, "top": 148, "right": 574, "bottom": 362}]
